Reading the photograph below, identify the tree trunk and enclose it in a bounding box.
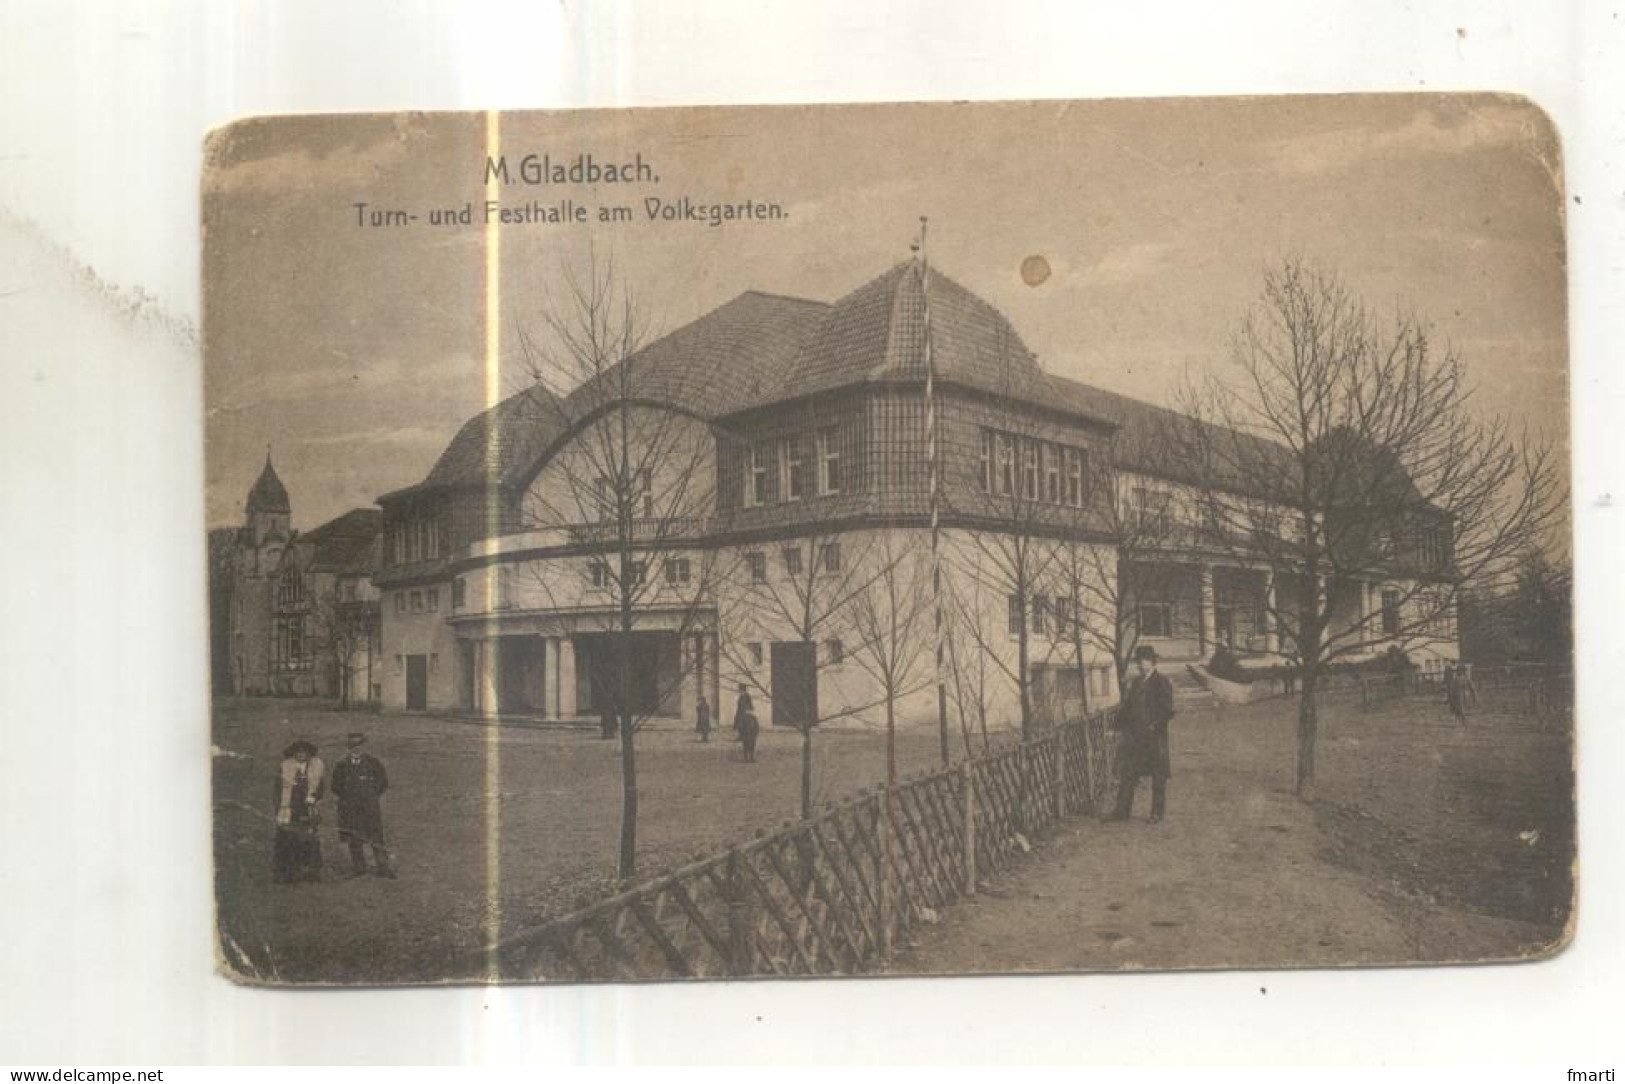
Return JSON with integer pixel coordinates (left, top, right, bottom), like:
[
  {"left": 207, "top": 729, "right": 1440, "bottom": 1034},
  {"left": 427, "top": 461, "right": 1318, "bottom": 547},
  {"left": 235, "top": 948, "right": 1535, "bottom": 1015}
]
[
  {"left": 617, "top": 630, "right": 638, "bottom": 880},
  {"left": 800, "top": 725, "right": 813, "bottom": 820},
  {"left": 1295, "top": 669, "right": 1318, "bottom": 797},
  {"left": 1017, "top": 622, "right": 1033, "bottom": 741}
]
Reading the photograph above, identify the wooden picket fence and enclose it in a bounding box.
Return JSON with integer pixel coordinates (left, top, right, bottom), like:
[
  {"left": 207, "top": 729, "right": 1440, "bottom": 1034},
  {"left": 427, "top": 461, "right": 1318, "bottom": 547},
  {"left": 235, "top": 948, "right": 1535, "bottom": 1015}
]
[{"left": 473, "top": 707, "right": 1119, "bottom": 982}]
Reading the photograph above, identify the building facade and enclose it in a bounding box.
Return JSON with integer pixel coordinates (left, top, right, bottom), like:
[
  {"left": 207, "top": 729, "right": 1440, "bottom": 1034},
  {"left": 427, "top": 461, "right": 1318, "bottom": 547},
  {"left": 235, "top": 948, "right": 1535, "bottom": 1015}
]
[
  {"left": 368, "top": 260, "right": 1459, "bottom": 726},
  {"left": 212, "top": 456, "right": 385, "bottom": 703}
]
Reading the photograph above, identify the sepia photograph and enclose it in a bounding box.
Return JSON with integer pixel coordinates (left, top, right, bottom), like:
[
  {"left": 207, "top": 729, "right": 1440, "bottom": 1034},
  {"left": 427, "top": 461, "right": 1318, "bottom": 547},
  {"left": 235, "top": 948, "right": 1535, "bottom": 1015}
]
[{"left": 202, "top": 96, "right": 1572, "bottom": 986}]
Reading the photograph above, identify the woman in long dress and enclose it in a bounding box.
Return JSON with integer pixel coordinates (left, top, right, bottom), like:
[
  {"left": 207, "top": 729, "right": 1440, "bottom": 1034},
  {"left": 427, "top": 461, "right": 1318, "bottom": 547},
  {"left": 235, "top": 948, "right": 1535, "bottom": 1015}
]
[{"left": 272, "top": 740, "right": 326, "bottom": 883}]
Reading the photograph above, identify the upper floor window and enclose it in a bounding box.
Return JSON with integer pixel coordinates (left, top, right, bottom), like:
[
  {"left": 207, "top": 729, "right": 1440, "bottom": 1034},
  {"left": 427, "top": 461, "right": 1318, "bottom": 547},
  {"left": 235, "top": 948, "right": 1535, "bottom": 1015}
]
[
  {"left": 1032, "top": 594, "right": 1049, "bottom": 636},
  {"left": 451, "top": 577, "right": 467, "bottom": 611},
  {"left": 824, "top": 638, "right": 845, "bottom": 666},
  {"left": 780, "top": 439, "right": 806, "bottom": 502},
  {"left": 997, "top": 435, "right": 1015, "bottom": 495},
  {"left": 426, "top": 588, "right": 439, "bottom": 612},
  {"left": 664, "top": 557, "right": 691, "bottom": 586},
  {"left": 278, "top": 568, "right": 305, "bottom": 606},
  {"left": 821, "top": 542, "right": 842, "bottom": 573},
  {"left": 589, "top": 561, "right": 609, "bottom": 589},
  {"left": 818, "top": 428, "right": 842, "bottom": 495},
  {"left": 1381, "top": 589, "right": 1401, "bottom": 637},
  {"left": 1065, "top": 449, "right": 1084, "bottom": 508},
  {"left": 1043, "top": 446, "right": 1061, "bottom": 503},
  {"left": 746, "top": 552, "right": 767, "bottom": 584},
  {"left": 782, "top": 547, "right": 803, "bottom": 576},
  {"left": 980, "top": 430, "right": 995, "bottom": 493},
  {"left": 746, "top": 445, "right": 770, "bottom": 508},
  {"left": 636, "top": 468, "right": 653, "bottom": 518},
  {"left": 1132, "top": 487, "right": 1172, "bottom": 535},
  {"left": 1021, "top": 442, "right": 1039, "bottom": 500},
  {"left": 1007, "top": 594, "right": 1024, "bottom": 637}
]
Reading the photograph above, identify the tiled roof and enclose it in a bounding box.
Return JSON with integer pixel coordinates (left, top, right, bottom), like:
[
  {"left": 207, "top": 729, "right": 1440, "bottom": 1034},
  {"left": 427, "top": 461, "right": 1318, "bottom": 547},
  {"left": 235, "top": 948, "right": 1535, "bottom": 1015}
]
[
  {"left": 560, "top": 290, "right": 830, "bottom": 422},
  {"left": 400, "top": 385, "right": 567, "bottom": 497},
  {"left": 246, "top": 453, "right": 290, "bottom": 513},
  {"left": 303, "top": 507, "right": 383, "bottom": 574},
  {"left": 1046, "top": 378, "right": 1295, "bottom": 491}
]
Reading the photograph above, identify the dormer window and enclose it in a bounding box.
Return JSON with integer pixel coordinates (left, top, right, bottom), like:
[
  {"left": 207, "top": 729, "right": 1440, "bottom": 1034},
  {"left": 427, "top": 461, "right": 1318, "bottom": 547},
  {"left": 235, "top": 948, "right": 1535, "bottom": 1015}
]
[
  {"left": 780, "top": 439, "right": 806, "bottom": 502},
  {"left": 818, "top": 428, "right": 842, "bottom": 495},
  {"left": 746, "top": 445, "right": 769, "bottom": 508}
]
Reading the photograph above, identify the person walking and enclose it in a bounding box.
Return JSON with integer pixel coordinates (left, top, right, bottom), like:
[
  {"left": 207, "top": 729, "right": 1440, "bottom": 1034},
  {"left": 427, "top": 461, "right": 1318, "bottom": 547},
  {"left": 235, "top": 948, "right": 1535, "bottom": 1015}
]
[
  {"left": 329, "top": 732, "right": 395, "bottom": 878},
  {"left": 1103, "top": 645, "right": 1176, "bottom": 824},
  {"left": 272, "top": 740, "right": 326, "bottom": 884},
  {"left": 733, "top": 684, "right": 759, "bottom": 762},
  {"left": 696, "top": 694, "right": 712, "bottom": 743}
]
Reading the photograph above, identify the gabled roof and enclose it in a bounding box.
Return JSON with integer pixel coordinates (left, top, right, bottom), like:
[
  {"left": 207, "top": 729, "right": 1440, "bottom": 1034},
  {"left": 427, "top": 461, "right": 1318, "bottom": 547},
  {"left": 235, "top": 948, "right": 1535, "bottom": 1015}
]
[
  {"left": 246, "top": 453, "right": 290, "bottom": 513},
  {"left": 303, "top": 507, "right": 383, "bottom": 574}
]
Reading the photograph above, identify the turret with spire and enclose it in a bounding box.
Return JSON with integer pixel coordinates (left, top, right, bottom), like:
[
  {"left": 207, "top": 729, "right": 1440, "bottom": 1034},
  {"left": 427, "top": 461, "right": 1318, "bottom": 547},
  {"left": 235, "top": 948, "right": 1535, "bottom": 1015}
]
[{"left": 245, "top": 449, "right": 291, "bottom": 547}]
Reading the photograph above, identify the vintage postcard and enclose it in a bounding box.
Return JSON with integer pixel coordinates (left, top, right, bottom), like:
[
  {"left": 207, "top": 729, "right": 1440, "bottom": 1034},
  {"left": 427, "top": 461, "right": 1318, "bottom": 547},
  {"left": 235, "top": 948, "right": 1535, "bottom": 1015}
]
[{"left": 204, "top": 96, "right": 1572, "bottom": 985}]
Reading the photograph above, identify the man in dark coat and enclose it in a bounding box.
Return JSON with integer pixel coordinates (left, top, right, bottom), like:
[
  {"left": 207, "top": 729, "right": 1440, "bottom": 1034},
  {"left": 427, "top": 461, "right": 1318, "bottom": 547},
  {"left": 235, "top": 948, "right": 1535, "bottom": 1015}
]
[
  {"left": 330, "top": 732, "right": 395, "bottom": 878},
  {"left": 1104, "top": 645, "right": 1176, "bottom": 823}
]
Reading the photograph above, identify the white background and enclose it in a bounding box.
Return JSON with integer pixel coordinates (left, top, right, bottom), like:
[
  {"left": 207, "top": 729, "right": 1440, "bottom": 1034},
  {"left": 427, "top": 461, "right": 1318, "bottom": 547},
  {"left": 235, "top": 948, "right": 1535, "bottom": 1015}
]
[{"left": 0, "top": 0, "right": 1620, "bottom": 1066}]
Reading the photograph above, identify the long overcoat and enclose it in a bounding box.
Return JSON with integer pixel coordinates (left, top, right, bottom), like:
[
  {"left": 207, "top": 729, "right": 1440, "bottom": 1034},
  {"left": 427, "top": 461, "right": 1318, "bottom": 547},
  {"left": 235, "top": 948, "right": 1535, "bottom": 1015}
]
[
  {"left": 1115, "top": 672, "right": 1176, "bottom": 780},
  {"left": 330, "top": 752, "right": 389, "bottom": 844}
]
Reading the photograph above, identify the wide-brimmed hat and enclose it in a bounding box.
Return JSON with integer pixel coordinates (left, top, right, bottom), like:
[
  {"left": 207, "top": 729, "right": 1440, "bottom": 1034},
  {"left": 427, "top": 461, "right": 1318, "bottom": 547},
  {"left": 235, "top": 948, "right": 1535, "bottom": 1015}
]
[
  {"left": 283, "top": 740, "right": 318, "bottom": 759},
  {"left": 346, "top": 732, "right": 367, "bottom": 748},
  {"left": 1134, "top": 645, "right": 1159, "bottom": 662}
]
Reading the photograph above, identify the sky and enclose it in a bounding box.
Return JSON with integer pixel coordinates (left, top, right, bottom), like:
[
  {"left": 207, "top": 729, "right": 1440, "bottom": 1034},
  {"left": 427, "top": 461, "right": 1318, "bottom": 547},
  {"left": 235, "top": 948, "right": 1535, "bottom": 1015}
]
[{"left": 200, "top": 94, "right": 1569, "bottom": 530}]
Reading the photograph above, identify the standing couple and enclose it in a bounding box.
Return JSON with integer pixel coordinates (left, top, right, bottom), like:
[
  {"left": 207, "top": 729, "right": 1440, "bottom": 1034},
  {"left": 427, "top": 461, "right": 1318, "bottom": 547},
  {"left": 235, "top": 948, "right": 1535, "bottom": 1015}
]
[{"left": 271, "top": 732, "right": 396, "bottom": 882}]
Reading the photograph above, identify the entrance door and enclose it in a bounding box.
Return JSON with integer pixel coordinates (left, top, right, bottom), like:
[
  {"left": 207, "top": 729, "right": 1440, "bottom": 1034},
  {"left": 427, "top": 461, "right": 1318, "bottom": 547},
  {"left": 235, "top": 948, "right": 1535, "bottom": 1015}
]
[{"left": 406, "top": 654, "right": 428, "bottom": 711}]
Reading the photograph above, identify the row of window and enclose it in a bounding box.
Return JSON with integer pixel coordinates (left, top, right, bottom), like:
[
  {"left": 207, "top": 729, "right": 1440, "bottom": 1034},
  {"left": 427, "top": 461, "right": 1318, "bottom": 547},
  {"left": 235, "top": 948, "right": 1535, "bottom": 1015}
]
[
  {"left": 745, "top": 542, "right": 841, "bottom": 584},
  {"left": 587, "top": 557, "right": 691, "bottom": 589},
  {"left": 390, "top": 515, "right": 445, "bottom": 566},
  {"left": 740, "top": 639, "right": 844, "bottom": 667},
  {"left": 595, "top": 469, "right": 655, "bottom": 521},
  {"left": 1005, "top": 593, "right": 1077, "bottom": 637},
  {"left": 394, "top": 587, "right": 441, "bottom": 615},
  {"left": 745, "top": 429, "right": 843, "bottom": 508},
  {"left": 980, "top": 429, "right": 1090, "bottom": 507}
]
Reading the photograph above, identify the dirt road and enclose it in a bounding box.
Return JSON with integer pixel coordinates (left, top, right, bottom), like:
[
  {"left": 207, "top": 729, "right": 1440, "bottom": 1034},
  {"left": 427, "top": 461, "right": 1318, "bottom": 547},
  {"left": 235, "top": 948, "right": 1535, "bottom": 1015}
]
[{"left": 891, "top": 696, "right": 1570, "bottom": 975}]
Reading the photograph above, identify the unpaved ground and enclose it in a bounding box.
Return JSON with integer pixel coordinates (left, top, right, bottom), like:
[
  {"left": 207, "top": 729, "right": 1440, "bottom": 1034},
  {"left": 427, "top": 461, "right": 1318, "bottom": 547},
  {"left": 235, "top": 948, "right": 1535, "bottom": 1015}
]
[
  {"left": 212, "top": 699, "right": 955, "bottom": 984},
  {"left": 891, "top": 695, "right": 1572, "bottom": 975}
]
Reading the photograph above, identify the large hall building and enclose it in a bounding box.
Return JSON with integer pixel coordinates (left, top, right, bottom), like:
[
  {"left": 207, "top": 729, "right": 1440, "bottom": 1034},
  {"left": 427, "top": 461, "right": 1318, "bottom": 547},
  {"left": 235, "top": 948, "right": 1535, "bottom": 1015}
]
[{"left": 366, "top": 259, "right": 1460, "bottom": 728}]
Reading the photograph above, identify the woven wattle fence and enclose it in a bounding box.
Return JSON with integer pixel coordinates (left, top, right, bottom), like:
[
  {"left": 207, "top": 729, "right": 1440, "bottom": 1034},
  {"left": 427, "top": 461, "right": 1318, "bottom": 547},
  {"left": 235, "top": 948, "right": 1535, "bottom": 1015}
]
[{"left": 475, "top": 707, "right": 1118, "bottom": 981}]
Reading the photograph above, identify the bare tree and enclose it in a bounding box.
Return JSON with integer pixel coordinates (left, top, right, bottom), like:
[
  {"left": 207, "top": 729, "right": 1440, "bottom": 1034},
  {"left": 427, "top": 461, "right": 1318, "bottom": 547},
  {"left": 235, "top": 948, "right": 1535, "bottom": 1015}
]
[
  {"left": 511, "top": 254, "right": 726, "bottom": 880},
  {"left": 307, "top": 589, "right": 374, "bottom": 710},
  {"left": 717, "top": 527, "right": 925, "bottom": 819},
  {"left": 1177, "top": 260, "right": 1564, "bottom": 795},
  {"left": 844, "top": 529, "right": 937, "bottom": 785}
]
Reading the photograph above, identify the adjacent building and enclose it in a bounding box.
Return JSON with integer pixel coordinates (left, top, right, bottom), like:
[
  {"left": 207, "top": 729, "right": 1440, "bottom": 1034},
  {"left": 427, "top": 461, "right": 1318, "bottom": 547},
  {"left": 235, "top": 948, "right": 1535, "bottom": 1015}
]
[{"left": 211, "top": 455, "right": 384, "bottom": 704}]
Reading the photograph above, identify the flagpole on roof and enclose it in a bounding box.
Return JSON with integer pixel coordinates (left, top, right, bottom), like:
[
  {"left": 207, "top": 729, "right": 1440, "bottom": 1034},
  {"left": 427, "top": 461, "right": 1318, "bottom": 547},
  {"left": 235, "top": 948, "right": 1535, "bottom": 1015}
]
[{"left": 918, "top": 217, "right": 951, "bottom": 768}]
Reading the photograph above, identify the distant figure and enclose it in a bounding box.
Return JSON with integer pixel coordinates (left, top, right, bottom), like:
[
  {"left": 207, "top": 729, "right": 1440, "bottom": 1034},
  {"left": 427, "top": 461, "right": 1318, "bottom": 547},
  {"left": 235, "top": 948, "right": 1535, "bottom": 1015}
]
[
  {"left": 330, "top": 732, "right": 395, "bottom": 879},
  {"left": 272, "top": 740, "right": 326, "bottom": 884},
  {"left": 1444, "top": 662, "right": 1466, "bottom": 722},
  {"left": 1104, "top": 645, "right": 1176, "bottom": 824},
  {"left": 696, "top": 694, "right": 712, "bottom": 743},
  {"left": 738, "top": 708, "right": 761, "bottom": 763},
  {"left": 734, "top": 684, "right": 759, "bottom": 762},
  {"left": 733, "top": 684, "right": 755, "bottom": 742},
  {"left": 1459, "top": 662, "right": 1479, "bottom": 711}
]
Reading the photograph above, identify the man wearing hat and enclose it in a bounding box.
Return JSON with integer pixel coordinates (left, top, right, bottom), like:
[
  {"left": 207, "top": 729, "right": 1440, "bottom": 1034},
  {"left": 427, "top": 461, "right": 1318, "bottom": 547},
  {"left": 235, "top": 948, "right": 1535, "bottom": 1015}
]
[
  {"left": 1105, "top": 645, "right": 1177, "bottom": 823},
  {"left": 329, "top": 732, "right": 395, "bottom": 878}
]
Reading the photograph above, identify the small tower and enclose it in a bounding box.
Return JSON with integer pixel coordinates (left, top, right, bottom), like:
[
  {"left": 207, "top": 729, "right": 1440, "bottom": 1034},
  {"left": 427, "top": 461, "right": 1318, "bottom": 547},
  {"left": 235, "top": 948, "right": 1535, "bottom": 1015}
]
[{"left": 245, "top": 451, "right": 291, "bottom": 547}]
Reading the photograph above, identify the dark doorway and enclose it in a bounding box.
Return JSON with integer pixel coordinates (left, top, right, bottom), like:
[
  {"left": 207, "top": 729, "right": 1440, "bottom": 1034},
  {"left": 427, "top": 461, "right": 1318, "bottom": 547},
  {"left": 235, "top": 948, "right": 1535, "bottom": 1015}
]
[
  {"left": 575, "top": 631, "right": 681, "bottom": 718},
  {"left": 771, "top": 640, "right": 818, "bottom": 728},
  {"left": 406, "top": 654, "right": 428, "bottom": 711},
  {"left": 496, "top": 636, "right": 545, "bottom": 715}
]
